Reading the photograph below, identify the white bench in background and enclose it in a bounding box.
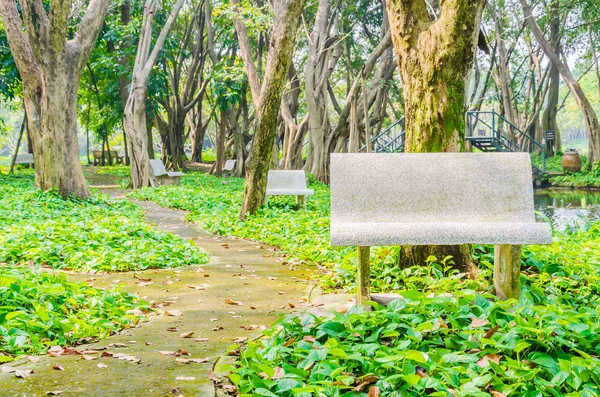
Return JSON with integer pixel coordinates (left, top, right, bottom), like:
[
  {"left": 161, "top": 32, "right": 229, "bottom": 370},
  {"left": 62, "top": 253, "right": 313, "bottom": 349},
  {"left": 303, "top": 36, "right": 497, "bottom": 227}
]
[
  {"left": 330, "top": 153, "right": 552, "bottom": 305},
  {"left": 15, "top": 153, "right": 34, "bottom": 165},
  {"left": 222, "top": 159, "right": 237, "bottom": 177},
  {"left": 150, "top": 159, "right": 184, "bottom": 185},
  {"left": 265, "top": 170, "right": 314, "bottom": 207}
]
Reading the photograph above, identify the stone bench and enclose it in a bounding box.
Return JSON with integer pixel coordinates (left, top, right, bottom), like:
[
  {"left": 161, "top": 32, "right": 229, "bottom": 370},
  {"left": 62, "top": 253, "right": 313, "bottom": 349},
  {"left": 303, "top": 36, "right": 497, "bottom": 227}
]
[
  {"left": 150, "top": 159, "right": 184, "bottom": 185},
  {"left": 265, "top": 170, "right": 314, "bottom": 207},
  {"left": 15, "top": 153, "right": 34, "bottom": 164},
  {"left": 222, "top": 160, "right": 237, "bottom": 177},
  {"left": 330, "top": 153, "right": 552, "bottom": 305}
]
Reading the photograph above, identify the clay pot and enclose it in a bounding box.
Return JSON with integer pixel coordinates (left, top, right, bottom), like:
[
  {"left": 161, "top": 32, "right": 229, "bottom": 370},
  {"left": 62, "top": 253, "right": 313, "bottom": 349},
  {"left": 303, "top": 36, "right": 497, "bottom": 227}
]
[{"left": 562, "top": 149, "right": 582, "bottom": 172}]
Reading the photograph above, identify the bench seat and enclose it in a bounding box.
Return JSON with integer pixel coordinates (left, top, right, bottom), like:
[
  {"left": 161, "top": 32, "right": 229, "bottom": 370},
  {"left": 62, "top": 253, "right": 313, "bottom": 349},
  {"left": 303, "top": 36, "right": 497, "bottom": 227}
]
[
  {"left": 266, "top": 188, "right": 314, "bottom": 196},
  {"left": 331, "top": 221, "right": 552, "bottom": 246},
  {"left": 166, "top": 171, "right": 184, "bottom": 177}
]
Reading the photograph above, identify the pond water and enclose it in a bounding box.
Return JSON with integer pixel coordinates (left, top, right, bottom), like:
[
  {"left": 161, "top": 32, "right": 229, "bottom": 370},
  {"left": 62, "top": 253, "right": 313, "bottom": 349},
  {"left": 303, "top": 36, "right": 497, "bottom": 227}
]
[{"left": 534, "top": 189, "right": 600, "bottom": 231}]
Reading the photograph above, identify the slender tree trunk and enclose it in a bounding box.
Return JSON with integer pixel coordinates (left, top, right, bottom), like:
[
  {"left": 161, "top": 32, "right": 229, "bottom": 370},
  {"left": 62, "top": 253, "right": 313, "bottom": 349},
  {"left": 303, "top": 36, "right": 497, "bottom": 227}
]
[
  {"left": 541, "top": 0, "right": 561, "bottom": 156},
  {"left": 215, "top": 112, "right": 227, "bottom": 176},
  {"left": 239, "top": 0, "right": 306, "bottom": 217},
  {"left": 521, "top": 0, "right": 600, "bottom": 166},
  {"left": 386, "top": 0, "right": 485, "bottom": 271},
  {"left": 124, "top": 0, "right": 185, "bottom": 188}
]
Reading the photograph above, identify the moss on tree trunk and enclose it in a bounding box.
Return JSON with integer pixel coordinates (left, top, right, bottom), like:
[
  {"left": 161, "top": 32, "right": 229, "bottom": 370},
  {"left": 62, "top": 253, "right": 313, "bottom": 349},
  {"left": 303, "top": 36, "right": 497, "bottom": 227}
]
[{"left": 386, "top": 0, "right": 485, "bottom": 271}]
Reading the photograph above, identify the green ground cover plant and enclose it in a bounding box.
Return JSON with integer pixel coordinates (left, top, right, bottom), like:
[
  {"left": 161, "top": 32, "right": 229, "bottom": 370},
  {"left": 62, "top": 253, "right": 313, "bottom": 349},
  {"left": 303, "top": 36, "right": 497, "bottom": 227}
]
[
  {"left": 0, "top": 265, "right": 147, "bottom": 360},
  {"left": 0, "top": 173, "right": 208, "bottom": 272},
  {"left": 225, "top": 224, "right": 600, "bottom": 396},
  {"left": 531, "top": 154, "right": 600, "bottom": 188}
]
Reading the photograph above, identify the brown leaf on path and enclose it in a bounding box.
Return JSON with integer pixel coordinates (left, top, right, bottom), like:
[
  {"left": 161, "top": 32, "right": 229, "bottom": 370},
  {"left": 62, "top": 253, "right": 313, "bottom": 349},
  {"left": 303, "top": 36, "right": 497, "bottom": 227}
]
[
  {"left": 165, "top": 310, "right": 183, "bottom": 317},
  {"left": 101, "top": 351, "right": 113, "bottom": 358},
  {"left": 249, "top": 306, "right": 257, "bottom": 309},
  {"left": 15, "top": 369, "right": 33, "bottom": 378},
  {"left": 368, "top": 386, "right": 380, "bottom": 397},
  {"left": 25, "top": 355, "right": 40, "bottom": 363},
  {"left": 476, "top": 354, "right": 501, "bottom": 368},
  {"left": 208, "top": 371, "right": 221, "bottom": 383},
  {"left": 176, "top": 376, "right": 196, "bottom": 380},
  {"left": 46, "top": 391, "right": 65, "bottom": 395},
  {"left": 195, "top": 338, "right": 209, "bottom": 342},
  {"left": 160, "top": 349, "right": 189, "bottom": 357},
  {"left": 225, "top": 299, "right": 243, "bottom": 306},
  {"left": 484, "top": 325, "right": 500, "bottom": 339},
  {"left": 52, "top": 364, "right": 64, "bottom": 371},
  {"left": 180, "top": 332, "right": 194, "bottom": 338},
  {"left": 187, "top": 284, "right": 207, "bottom": 290},
  {"left": 354, "top": 375, "right": 378, "bottom": 392},
  {"left": 1, "top": 366, "right": 16, "bottom": 374},
  {"left": 108, "top": 343, "right": 128, "bottom": 348},
  {"left": 167, "top": 327, "right": 179, "bottom": 332},
  {"left": 267, "top": 277, "right": 278, "bottom": 280},
  {"left": 112, "top": 353, "right": 141, "bottom": 364},
  {"left": 81, "top": 355, "right": 97, "bottom": 361},
  {"left": 212, "top": 326, "right": 224, "bottom": 331},
  {"left": 134, "top": 275, "right": 151, "bottom": 282},
  {"left": 470, "top": 318, "right": 489, "bottom": 327},
  {"left": 233, "top": 337, "right": 247, "bottom": 344},
  {"left": 176, "top": 357, "right": 210, "bottom": 364},
  {"left": 163, "top": 280, "right": 174, "bottom": 285}
]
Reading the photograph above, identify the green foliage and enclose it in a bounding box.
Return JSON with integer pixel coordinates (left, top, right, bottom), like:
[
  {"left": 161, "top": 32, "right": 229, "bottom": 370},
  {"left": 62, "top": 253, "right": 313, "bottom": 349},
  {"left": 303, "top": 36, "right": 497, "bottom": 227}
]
[
  {"left": 226, "top": 224, "right": 600, "bottom": 396},
  {"left": 531, "top": 154, "right": 600, "bottom": 188},
  {"left": 0, "top": 265, "right": 147, "bottom": 360},
  {"left": 0, "top": 174, "right": 208, "bottom": 272}
]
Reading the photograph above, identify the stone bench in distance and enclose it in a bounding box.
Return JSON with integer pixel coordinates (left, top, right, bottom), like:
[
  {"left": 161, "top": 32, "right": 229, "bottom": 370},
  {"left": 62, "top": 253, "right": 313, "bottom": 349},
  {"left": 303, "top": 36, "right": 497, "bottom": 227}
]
[
  {"left": 222, "top": 160, "right": 237, "bottom": 177},
  {"left": 150, "top": 159, "right": 184, "bottom": 186},
  {"left": 265, "top": 170, "right": 314, "bottom": 207},
  {"left": 15, "top": 153, "right": 34, "bottom": 164},
  {"left": 330, "top": 152, "right": 552, "bottom": 305}
]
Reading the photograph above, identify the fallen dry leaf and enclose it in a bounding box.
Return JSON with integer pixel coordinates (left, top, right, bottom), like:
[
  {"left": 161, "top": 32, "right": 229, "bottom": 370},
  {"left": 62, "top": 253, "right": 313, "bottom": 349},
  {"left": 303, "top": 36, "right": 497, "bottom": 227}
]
[
  {"left": 302, "top": 336, "right": 315, "bottom": 342},
  {"left": 109, "top": 343, "right": 128, "bottom": 348},
  {"left": 112, "top": 353, "right": 141, "bottom": 364},
  {"left": 180, "top": 332, "right": 194, "bottom": 338},
  {"left": 81, "top": 355, "right": 97, "bottom": 361},
  {"left": 208, "top": 371, "right": 221, "bottom": 383},
  {"left": 484, "top": 325, "right": 500, "bottom": 339},
  {"left": 165, "top": 310, "right": 183, "bottom": 317},
  {"left": 176, "top": 357, "right": 209, "bottom": 364},
  {"left": 15, "top": 369, "right": 33, "bottom": 378},
  {"left": 163, "top": 280, "right": 174, "bottom": 285},
  {"left": 134, "top": 275, "right": 151, "bottom": 282},
  {"left": 48, "top": 346, "right": 64, "bottom": 357},
  {"left": 187, "top": 284, "right": 207, "bottom": 290},
  {"left": 354, "top": 375, "right": 378, "bottom": 392},
  {"left": 233, "top": 337, "right": 247, "bottom": 344},
  {"left": 225, "top": 299, "right": 243, "bottom": 306},
  {"left": 476, "top": 354, "right": 501, "bottom": 368},
  {"left": 490, "top": 391, "right": 507, "bottom": 397},
  {"left": 176, "top": 376, "right": 196, "bottom": 380},
  {"left": 46, "top": 391, "right": 65, "bottom": 395},
  {"left": 368, "top": 386, "right": 380, "bottom": 397},
  {"left": 52, "top": 364, "right": 64, "bottom": 371},
  {"left": 195, "top": 338, "right": 209, "bottom": 342},
  {"left": 470, "top": 318, "right": 489, "bottom": 327},
  {"left": 25, "top": 355, "right": 40, "bottom": 363},
  {"left": 267, "top": 277, "right": 278, "bottom": 280},
  {"left": 167, "top": 327, "right": 179, "bottom": 332},
  {"left": 272, "top": 367, "right": 284, "bottom": 379}
]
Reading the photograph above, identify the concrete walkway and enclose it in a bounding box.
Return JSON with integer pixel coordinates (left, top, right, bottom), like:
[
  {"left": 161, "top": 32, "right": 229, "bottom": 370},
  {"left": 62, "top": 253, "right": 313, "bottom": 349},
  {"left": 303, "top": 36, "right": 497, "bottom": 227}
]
[{"left": 2, "top": 198, "right": 317, "bottom": 396}]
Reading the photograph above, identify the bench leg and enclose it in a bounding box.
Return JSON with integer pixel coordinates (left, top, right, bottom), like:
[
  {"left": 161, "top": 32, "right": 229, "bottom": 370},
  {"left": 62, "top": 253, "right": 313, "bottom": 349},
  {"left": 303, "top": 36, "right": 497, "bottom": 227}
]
[
  {"left": 357, "top": 246, "right": 371, "bottom": 306},
  {"left": 296, "top": 195, "right": 306, "bottom": 207},
  {"left": 172, "top": 176, "right": 181, "bottom": 186},
  {"left": 264, "top": 195, "right": 269, "bottom": 208},
  {"left": 493, "top": 244, "right": 522, "bottom": 300}
]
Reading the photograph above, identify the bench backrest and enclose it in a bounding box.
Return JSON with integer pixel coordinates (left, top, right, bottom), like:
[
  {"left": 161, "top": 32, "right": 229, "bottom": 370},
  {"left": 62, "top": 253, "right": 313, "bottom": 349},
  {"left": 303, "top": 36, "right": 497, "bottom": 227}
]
[
  {"left": 330, "top": 153, "right": 536, "bottom": 224},
  {"left": 150, "top": 159, "right": 167, "bottom": 176},
  {"left": 15, "top": 153, "right": 34, "bottom": 164},
  {"left": 92, "top": 150, "right": 102, "bottom": 159},
  {"left": 267, "top": 170, "right": 309, "bottom": 190},
  {"left": 224, "top": 160, "right": 237, "bottom": 171}
]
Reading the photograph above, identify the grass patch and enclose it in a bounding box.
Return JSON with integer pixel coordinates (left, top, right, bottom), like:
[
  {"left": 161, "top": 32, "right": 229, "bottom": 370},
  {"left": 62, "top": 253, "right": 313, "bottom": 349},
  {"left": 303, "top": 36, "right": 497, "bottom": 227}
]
[
  {"left": 0, "top": 173, "right": 208, "bottom": 272},
  {"left": 0, "top": 266, "right": 147, "bottom": 360}
]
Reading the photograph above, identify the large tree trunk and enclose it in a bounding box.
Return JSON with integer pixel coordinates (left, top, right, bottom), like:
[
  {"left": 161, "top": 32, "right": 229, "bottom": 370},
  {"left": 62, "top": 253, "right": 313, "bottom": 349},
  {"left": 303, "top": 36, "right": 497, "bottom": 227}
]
[
  {"left": 238, "top": 0, "right": 306, "bottom": 217},
  {"left": 0, "top": 0, "right": 111, "bottom": 199},
  {"left": 521, "top": 0, "right": 600, "bottom": 166},
  {"left": 386, "top": 0, "right": 485, "bottom": 271}
]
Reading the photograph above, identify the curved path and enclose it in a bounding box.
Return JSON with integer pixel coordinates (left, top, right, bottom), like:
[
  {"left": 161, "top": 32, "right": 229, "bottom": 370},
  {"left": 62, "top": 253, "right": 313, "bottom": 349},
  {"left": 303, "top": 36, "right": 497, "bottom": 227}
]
[{"left": 2, "top": 196, "right": 316, "bottom": 396}]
